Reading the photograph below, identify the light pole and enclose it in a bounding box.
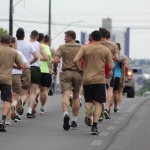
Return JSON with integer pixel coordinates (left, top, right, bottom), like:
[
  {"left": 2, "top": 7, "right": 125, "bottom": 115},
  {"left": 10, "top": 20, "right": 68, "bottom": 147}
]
[
  {"left": 9, "top": 0, "right": 24, "bottom": 36},
  {"left": 48, "top": 0, "right": 51, "bottom": 45},
  {"left": 52, "top": 20, "right": 84, "bottom": 40}
]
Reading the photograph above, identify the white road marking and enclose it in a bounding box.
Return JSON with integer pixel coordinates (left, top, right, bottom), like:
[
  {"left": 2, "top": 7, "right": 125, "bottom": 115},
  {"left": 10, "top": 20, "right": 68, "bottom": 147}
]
[
  {"left": 107, "top": 126, "right": 116, "bottom": 130},
  {"left": 118, "top": 117, "right": 125, "bottom": 120},
  {"left": 113, "top": 121, "right": 120, "bottom": 124},
  {"left": 91, "top": 140, "right": 102, "bottom": 146},
  {"left": 126, "top": 101, "right": 141, "bottom": 113},
  {"left": 99, "top": 132, "right": 109, "bottom": 136}
]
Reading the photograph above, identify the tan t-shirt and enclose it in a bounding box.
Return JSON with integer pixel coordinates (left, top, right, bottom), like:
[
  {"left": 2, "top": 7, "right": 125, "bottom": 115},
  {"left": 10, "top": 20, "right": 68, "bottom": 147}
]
[
  {"left": 55, "top": 41, "right": 82, "bottom": 71},
  {"left": 0, "top": 45, "right": 23, "bottom": 85},
  {"left": 76, "top": 43, "right": 113, "bottom": 85}
]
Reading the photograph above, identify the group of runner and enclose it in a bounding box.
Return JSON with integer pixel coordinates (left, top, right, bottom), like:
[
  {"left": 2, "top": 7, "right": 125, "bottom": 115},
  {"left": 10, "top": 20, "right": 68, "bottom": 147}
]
[{"left": 0, "top": 27, "right": 129, "bottom": 135}]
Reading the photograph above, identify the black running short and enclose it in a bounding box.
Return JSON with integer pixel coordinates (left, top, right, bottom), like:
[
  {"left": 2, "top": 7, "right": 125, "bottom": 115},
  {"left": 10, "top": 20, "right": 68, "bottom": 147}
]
[
  {"left": 113, "top": 77, "right": 120, "bottom": 91},
  {"left": 0, "top": 84, "right": 12, "bottom": 102},
  {"left": 83, "top": 84, "right": 106, "bottom": 104}
]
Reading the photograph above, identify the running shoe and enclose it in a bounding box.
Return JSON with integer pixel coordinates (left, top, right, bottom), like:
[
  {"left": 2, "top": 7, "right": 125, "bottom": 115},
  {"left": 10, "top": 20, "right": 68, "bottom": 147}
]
[
  {"left": 69, "top": 96, "right": 73, "bottom": 107},
  {"left": 99, "top": 114, "right": 104, "bottom": 122},
  {"left": 104, "top": 109, "right": 111, "bottom": 119},
  {"left": 16, "top": 99, "right": 24, "bottom": 115},
  {"left": 11, "top": 105, "right": 16, "bottom": 120},
  {"left": 32, "top": 102, "right": 37, "bottom": 115},
  {"left": 114, "top": 108, "right": 120, "bottom": 114},
  {"left": 63, "top": 114, "right": 70, "bottom": 130},
  {"left": 39, "top": 107, "right": 46, "bottom": 114},
  {"left": 84, "top": 108, "right": 93, "bottom": 126},
  {"left": 79, "top": 97, "right": 82, "bottom": 107},
  {"left": 0, "top": 121, "right": 6, "bottom": 132},
  {"left": 70, "top": 121, "right": 77, "bottom": 129},
  {"left": 91, "top": 126, "right": 99, "bottom": 135},
  {"left": 27, "top": 113, "right": 35, "bottom": 118},
  {"left": 14, "top": 115, "right": 21, "bottom": 122}
]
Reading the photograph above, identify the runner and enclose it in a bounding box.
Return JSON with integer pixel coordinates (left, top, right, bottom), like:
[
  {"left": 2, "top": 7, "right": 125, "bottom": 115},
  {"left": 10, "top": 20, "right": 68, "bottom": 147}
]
[
  {"left": 16, "top": 28, "right": 39, "bottom": 120},
  {"left": 73, "top": 30, "right": 114, "bottom": 135},
  {"left": 53, "top": 30, "right": 82, "bottom": 130},
  {"left": 0, "top": 34, "right": 24, "bottom": 132},
  {"left": 99, "top": 28, "right": 120, "bottom": 119},
  {"left": 27, "top": 30, "right": 48, "bottom": 118},
  {"left": 37, "top": 34, "right": 52, "bottom": 114}
]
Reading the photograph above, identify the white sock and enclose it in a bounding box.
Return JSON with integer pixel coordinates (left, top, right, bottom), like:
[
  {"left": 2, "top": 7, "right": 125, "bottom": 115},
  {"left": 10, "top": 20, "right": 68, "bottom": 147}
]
[
  {"left": 27, "top": 107, "right": 32, "bottom": 114},
  {"left": 64, "top": 111, "right": 68, "bottom": 117},
  {"left": 72, "top": 116, "right": 77, "bottom": 122}
]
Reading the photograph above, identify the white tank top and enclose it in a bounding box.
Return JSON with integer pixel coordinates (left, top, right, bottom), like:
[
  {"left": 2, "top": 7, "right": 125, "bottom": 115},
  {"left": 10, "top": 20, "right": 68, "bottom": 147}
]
[{"left": 30, "top": 41, "right": 40, "bottom": 67}]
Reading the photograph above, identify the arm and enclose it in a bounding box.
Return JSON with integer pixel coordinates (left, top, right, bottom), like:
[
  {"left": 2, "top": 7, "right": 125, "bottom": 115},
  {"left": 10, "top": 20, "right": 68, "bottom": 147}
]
[
  {"left": 107, "top": 62, "right": 114, "bottom": 70},
  {"left": 113, "top": 52, "right": 121, "bottom": 62},
  {"left": 40, "top": 44, "right": 48, "bottom": 61},
  {"left": 53, "top": 56, "right": 60, "bottom": 75},
  {"left": 30, "top": 51, "right": 39, "bottom": 65},
  {"left": 73, "top": 55, "right": 82, "bottom": 72}
]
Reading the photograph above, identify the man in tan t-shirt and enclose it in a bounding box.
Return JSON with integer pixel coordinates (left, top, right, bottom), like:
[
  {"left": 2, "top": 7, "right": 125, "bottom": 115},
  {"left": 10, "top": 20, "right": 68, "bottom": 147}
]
[
  {"left": 53, "top": 30, "right": 82, "bottom": 131},
  {"left": 99, "top": 28, "right": 120, "bottom": 119},
  {"left": 74, "top": 30, "right": 114, "bottom": 135},
  {"left": 0, "top": 34, "right": 24, "bottom": 132}
]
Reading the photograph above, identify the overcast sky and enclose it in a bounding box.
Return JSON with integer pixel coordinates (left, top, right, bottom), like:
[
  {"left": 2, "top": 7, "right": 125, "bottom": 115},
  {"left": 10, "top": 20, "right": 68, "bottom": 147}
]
[{"left": 1, "top": 0, "right": 150, "bottom": 59}]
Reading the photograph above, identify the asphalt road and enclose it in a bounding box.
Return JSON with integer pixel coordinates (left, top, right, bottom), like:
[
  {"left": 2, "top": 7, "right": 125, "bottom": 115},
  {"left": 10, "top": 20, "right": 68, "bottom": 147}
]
[{"left": 0, "top": 94, "right": 149, "bottom": 150}]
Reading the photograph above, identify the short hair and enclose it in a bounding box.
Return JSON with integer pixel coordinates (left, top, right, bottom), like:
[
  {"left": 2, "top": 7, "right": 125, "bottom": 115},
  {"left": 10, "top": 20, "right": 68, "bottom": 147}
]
[
  {"left": 16, "top": 28, "right": 25, "bottom": 40},
  {"left": 88, "top": 33, "right": 92, "bottom": 42},
  {"left": 31, "top": 30, "right": 39, "bottom": 39},
  {"left": 44, "top": 34, "right": 50, "bottom": 43},
  {"left": 75, "top": 40, "right": 80, "bottom": 44},
  {"left": 106, "top": 30, "right": 111, "bottom": 39},
  {"left": 91, "top": 30, "right": 101, "bottom": 41},
  {"left": 1, "top": 34, "right": 11, "bottom": 44},
  {"left": 37, "top": 33, "right": 44, "bottom": 42},
  {"left": 10, "top": 37, "right": 16, "bottom": 43},
  {"left": 99, "top": 27, "right": 107, "bottom": 38},
  {"left": 65, "top": 30, "right": 76, "bottom": 40},
  {"left": 116, "top": 43, "right": 121, "bottom": 50}
]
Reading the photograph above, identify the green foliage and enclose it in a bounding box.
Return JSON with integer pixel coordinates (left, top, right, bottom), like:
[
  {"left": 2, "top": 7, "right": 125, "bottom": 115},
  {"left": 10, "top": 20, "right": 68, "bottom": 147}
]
[{"left": 0, "top": 28, "right": 8, "bottom": 37}]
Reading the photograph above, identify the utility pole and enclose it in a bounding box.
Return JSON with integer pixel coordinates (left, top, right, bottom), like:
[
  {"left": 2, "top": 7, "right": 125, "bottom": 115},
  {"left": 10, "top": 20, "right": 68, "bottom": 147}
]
[
  {"left": 48, "top": 0, "right": 51, "bottom": 45},
  {"left": 9, "top": 0, "right": 13, "bottom": 36}
]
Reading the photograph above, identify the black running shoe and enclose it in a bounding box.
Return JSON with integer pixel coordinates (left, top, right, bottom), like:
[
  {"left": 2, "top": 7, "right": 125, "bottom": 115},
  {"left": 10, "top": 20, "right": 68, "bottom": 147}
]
[
  {"left": 14, "top": 115, "right": 21, "bottom": 122},
  {"left": 70, "top": 121, "right": 77, "bottom": 129},
  {"left": 0, "top": 122, "right": 6, "bottom": 132},
  {"left": 63, "top": 115, "right": 70, "bottom": 130},
  {"left": 114, "top": 108, "right": 120, "bottom": 114},
  {"left": 27, "top": 113, "right": 35, "bottom": 118},
  {"left": 104, "top": 109, "right": 111, "bottom": 119},
  {"left": 91, "top": 126, "right": 99, "bottom": 135}
]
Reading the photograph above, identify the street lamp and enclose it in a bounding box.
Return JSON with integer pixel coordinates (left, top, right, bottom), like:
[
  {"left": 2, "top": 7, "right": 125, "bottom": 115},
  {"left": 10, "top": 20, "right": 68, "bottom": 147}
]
[
  {"left": 52, "top": 20, "right": 84, "bottom": 40},
  {"left": 9, "top": 0, "right": 24, "bottom": 36}
]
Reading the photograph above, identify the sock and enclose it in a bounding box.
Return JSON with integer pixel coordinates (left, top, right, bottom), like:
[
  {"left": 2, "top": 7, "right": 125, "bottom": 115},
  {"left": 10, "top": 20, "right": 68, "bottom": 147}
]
[
  {"left": 2, "top": 115, "right": 6, "bottom": 123},
  {"left": 64, "top": 111, "right": 68, "bottom": 117},
  {"left": 72, "top": 116, "right": 77, "bottom": 122},
  {"left": 93, "top": 122, "right": 97, "bottom": 127},
  {"left": 27, "top": 107, "right": 32, "bottom": 114}
]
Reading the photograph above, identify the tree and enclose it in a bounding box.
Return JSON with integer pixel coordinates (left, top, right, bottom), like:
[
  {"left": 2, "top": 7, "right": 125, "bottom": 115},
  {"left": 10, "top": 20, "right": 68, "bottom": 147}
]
[{"left": 0, "top": 28, "right": 8, "bottom": 37}]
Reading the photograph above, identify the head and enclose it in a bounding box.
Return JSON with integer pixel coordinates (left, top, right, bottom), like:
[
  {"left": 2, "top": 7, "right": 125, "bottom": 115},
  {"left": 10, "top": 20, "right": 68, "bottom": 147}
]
[
  {"left": 1, "top": 34, "right": 11, "bottom": 45},
  {"left": 88, "top": 33, "right": 92, "bottom": 42},
  {"left": 99, "top": 27, "right": 107, "bottom": 38},
  {"left": 37, "top": 33, "right": 44, "bottom": 43},
  {"left": 106, "top": 30, "right": 111, "bottom": 39},
  {"left": 75, "top": 40, "right": 80, "bottom": 44},
  {"left": 91, "top": 30, "right": 101, "bottom": 41},
  {"left": 30, "top": 30, "right": 39, "bottom": 40},
  {"left": 10, "top": 37, "right": 17, "bottom": 49},
  {"left": 44, "top": 34, "right": 50, "bottom": 45},
  {"left": 64, "top": 30, "right": 76, "bottom": 43},
  {"left": 116, "top": 43, "right": 121, "bottom": 51},
  {"left": 16, "top": 28, "right": 25, "bottom": 40}
]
